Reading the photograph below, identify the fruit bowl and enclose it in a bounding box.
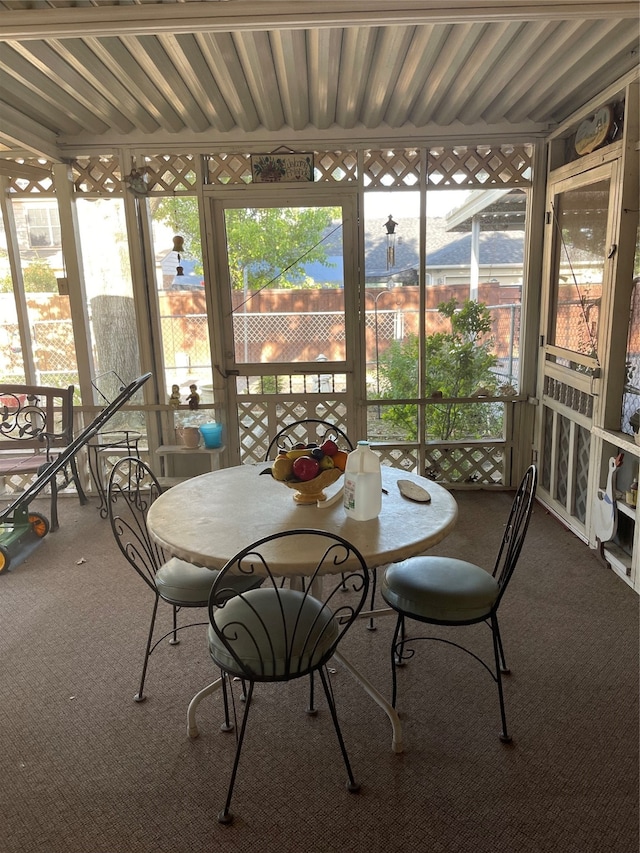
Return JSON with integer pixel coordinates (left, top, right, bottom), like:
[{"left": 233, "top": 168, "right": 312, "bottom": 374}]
[{"left": 284, "top": 468, "right": 343, "bottom": 504}]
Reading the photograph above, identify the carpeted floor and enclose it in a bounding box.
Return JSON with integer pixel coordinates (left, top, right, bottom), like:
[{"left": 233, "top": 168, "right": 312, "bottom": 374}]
[{"left": 0, "top": 489, "right": 638, "bottom": 853}]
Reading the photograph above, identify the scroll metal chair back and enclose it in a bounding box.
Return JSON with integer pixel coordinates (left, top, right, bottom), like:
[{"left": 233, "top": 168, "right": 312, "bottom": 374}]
[
  {"left": 381, "top": 464, "right": 538, "bottom": 744},
  {"left": 207, "top": 528, "right": 369, "bottom": 824},
  {"left": 108, "top": 457, "right": 221, "bottom": 703},
  {"left": 264, "top": 418, "right": 353, "bottom": 460}
]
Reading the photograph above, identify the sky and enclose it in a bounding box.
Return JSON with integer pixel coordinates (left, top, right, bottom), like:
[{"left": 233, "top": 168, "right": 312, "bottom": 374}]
[{"left": 364, "top": 189, "right": 471, "bottom": 220}]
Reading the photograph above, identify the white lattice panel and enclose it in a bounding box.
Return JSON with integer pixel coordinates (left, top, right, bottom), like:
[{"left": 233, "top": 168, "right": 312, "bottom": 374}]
[
  {"left": 362, "top": 149, "right": 421, "bottom": 188},
  {"left": 206, "top": 154, "right": 252, "bottom": 185},
  {"left": 424, "top": 443, "right": 504, "bottom": 485},
  {"left": 314, "top": 151, "right": 358, "bottom": 183},
  {"left": 5, "top": 158, "right": 55, "bottom": 195},
  {"left": 237, "top": 398, "right": 348, "bottom": 464},
  {"left": 427, "top": 145, "right": 533, "bottom": 187},
  {"left": 142, "top": 154, "right": 198, "bottom": 193},
  {"left": 71, "top": 156, "right": 123, "bottom": 194}
]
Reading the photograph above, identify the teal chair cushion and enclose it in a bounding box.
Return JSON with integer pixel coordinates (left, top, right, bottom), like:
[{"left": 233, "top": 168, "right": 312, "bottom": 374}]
[
  {"left": 381, "top": 556, "right": 499, "bottom": 623},
  {"left": 208, "top": 587, "right": 340, "bottom": 678},
  {"left": 155, "top": 557, "right": 217, "bottom": 604}
]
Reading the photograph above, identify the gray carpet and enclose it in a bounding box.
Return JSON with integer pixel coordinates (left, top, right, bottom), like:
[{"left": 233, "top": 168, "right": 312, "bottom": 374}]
[{"left": 0, "top": 490, "right": 637, "bottom": 853}]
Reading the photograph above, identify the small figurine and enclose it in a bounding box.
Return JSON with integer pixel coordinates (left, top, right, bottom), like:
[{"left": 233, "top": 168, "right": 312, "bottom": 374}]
[
  {"left": 187, "top": 384, "right": 200, "bottom": 410},
  {"left": 169, "top": 384, "right": 181, "bottom": 408}
]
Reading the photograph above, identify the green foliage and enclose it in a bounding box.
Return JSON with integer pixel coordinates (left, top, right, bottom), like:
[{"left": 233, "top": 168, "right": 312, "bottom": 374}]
[
  {"left": 378, "top": 299, "right": 501, "bottom": 441},
  {"left": 0, "top": 258, "right": 57, "bottom": 293},
  {"left": 153, "top": 197, "right": 339, "bottom": 290},
  {"left": 23, "top": 259, "right": 57, "bottom": 292}
]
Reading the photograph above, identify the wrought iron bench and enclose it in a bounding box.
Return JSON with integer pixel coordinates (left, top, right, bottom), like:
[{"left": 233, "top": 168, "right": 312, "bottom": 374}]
[{"left": 0, "top": 384, "right": 87, "bottom": 531}]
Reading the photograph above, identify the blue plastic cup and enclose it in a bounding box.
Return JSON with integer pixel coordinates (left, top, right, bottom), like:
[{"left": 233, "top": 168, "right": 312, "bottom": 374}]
[{"left": 199, "top": 422, "right": 223, "bottom": 448}]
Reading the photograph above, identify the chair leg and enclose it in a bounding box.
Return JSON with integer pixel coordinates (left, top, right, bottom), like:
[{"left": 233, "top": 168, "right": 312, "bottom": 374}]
[
  {"left": 220, "top": 672, "right": 234, "bottom": 732},
  {"left": 69, "top": 455, "right": 89, "bottom": 505},
  {"left": 367, "top": 568, "right": 377, "bottom": 631},
  {"left": 491, "top": 614, "right": 511, "bottom": 743},
  {"left": 318, "top": 667, "right": 360, "bottom": 793},
  {"left": 306, "top": 671, "right": 318, "bottom": 716},
  {"left": 493, "top": 617, "right": 510, "bottom": 674},
  {"left": 390, "top": 613, "right": 404, "bottom": 708},
  {"left": 49, "top": 474, "right": 59, "bottom": 532},
  {"left": 218, "top": 680, "right": 255, "bottom": 824},
  {"left": 169, "top": 604, "right": 180, "bottom": 645},
  {"left": 135, "top": 595, "right": 159, "bottom": 702}
]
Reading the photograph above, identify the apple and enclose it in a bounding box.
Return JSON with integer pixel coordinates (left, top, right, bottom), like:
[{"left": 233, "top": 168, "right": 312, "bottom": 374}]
[
  {"left": 292, "top": 456, "right": 320, "bottom": 481},
  {"left": 320, "top": 439, "right": 339, "bottom": 457}
]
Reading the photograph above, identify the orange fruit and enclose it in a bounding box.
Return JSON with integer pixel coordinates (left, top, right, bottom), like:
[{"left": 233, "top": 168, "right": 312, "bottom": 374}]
[{"left": 332, "top": 450, "right": 348, "bottom": 471}]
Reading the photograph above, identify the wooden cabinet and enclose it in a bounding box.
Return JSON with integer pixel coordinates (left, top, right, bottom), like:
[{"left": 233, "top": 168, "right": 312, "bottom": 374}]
[{"left": 592, "top": 427, "right": 639, "bottom": 592}]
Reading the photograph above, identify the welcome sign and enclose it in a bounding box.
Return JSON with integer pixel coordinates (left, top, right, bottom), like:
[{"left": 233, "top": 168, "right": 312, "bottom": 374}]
[{"left": 251, "top": 153, "right": 314, "bottom": 183}]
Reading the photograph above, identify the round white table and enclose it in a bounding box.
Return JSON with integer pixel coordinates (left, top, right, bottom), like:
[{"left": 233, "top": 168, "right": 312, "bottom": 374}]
[{"left": 147, "top": 463, "right": 458, "bottom": 752}]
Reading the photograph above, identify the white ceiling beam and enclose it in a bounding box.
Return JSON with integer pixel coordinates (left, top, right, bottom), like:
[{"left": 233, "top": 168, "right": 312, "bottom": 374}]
[
  {"left": 270, "top": 30, "right": 309, "bottom": 131},
  {"left": 481, "top": 18, "right": 585, "bottom": 123},
  {"left": 434, "top": 21, "right": 522, "bottom": 125},
  {"left": 360, "top": 26, "right": 416, "bottom": 129},
  {"left": 10, "top": 40, "right": 136, "bottom": 134},
  {"left": 55, "top": 121, "right": 550, "bottom": 155},
  {"left": 461, "top": 20, "right": 552, "bottom": 123},
  {"left": 158, "top": 33, "right": 237, "bottom": 133},
  {"left": 0, "top": 102, "right": 61, "bottom": 160},
  {"left": 0, "top": 42, "right": 109, "bottom": 134},
  {"left": 84, "top": 36, "right": 185, "bottom": 133},
  {"left": 196, "top": 32, "right": 261, "bottom": 133},
  {"left": 333, "top": 28, "right": 376, "bottom": 129},
  {"left": 0, "top": 158, "right": 52, "bottom": 179},
  {"left": 307, "top": 28, "right": 342, "bottom": 129},
  {"left": 128, "top": 35, "right": 211, "bottom": 133},
  {"left": 233, "top": 31, "right": 285, "bottom": 132},
  {"left": 49, "top": 38, "right": 161, "bottom": 134},
  {"left": 0, "top": 1, "right": 637, "bottom": 41}
]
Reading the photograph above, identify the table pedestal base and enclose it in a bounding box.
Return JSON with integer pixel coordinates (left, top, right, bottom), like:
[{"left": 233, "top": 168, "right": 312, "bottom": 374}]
[{"left": 186, "top": 654, "right": 403, "bottom": 753}]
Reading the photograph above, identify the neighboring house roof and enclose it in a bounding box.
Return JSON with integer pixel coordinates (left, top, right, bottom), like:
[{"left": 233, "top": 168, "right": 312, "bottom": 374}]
[{"left": 427, "top": 232, "right": 524, "bottom": 267}]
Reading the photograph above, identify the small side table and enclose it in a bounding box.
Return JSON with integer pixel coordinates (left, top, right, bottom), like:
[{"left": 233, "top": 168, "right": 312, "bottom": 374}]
[
  {"left": 87, "top": 430, "right": 142, "bottom": 518},
  {"left": 156, "top": 444, "right": 225, "bottom": 487}
]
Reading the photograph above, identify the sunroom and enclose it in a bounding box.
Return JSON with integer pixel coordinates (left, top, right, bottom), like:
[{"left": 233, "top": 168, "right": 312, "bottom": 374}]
[{"left": 0, "top": 1, "right": 639, "bottom": 592}]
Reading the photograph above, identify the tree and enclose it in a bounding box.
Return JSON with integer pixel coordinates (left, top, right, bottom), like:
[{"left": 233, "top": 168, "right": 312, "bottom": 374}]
[
  {"left": 153, "top": 197, "right": 339, "bottom": 290},
  {"left": 378, "top": 299, "right": 500, "bottom": 441},
  {"left": 0, "top": 258, "right": 57, "bottom": 293}
]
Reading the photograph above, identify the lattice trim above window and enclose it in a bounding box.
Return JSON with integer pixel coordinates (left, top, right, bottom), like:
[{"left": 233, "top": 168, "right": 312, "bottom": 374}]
[
  {"left": 70, "top": 156, "right": 123, "bottom": 195},
  {"left": 427, "top": 145, "right": 533, "bottom": 187},
  {"left": 4, "top": 159, "right": 55, "bottom": 195},
  {"left": 141, "top": 155, "right": 198, "bottom": 193},
  {"left": 10, "top": 144, "right": 533, "bottom": 195}
]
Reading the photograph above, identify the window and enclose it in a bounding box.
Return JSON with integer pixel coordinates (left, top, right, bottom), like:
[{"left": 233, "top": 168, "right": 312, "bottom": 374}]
[{"left": 25, "top": 206, "right": 61, "bottom": 248}]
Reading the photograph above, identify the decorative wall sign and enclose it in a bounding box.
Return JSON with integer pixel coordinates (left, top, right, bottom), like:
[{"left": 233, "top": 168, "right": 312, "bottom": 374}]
[
  {"left": 251, "top": 153, "right": 314, "bottom": 183},
  {"left": 575, "top": 106, "right": 613, "bottom": 156}
]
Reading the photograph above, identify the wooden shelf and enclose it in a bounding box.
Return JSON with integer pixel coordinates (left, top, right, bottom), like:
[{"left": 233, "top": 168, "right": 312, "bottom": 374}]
[
  {"left": 156, "top": 444, "right": 225, "bottom": 456},
  {"left": 155, "top": 444, "right": 225, "bottom": 482},
  {"left": 616, "top": 498, "right": 636, "bottom": 520},
  {"left": 593, "top": 427, "right": 640, "bottom": 456},
  {"left": 603, "top": 542, "right": 633, "bottom": 579}
]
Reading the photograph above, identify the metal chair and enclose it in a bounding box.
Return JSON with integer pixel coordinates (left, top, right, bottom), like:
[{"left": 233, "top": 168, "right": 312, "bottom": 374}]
[
  {"left": 264, "top": 418, "right": 353, "bottom": 460},
  {"left": 381, "top": 464, "right": 538, "bottom": 743},
  {"left": 207, "top": 528, "right": 369, "bottom": 824},
  {"left": 0, "top": 384, "right": 87, "bottom": 531},
  {"left": 107, "top": 456, "right": 259, "bottom": 705}
]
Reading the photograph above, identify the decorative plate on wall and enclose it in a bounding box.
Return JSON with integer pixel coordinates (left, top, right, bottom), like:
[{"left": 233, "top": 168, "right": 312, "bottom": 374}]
[{"left": 575, "top": 106, "right": 613, "bottom": 156}]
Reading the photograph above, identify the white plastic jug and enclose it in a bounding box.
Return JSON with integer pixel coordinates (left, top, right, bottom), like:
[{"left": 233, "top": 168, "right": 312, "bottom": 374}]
[{"left": 343, "top": 441, "right": 382, "bottom": 521}]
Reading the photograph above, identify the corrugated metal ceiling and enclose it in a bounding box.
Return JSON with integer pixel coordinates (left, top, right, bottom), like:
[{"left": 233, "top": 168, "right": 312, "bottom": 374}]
[{"left": 0, "top": 1, "right": 638, "bottom": 160}]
